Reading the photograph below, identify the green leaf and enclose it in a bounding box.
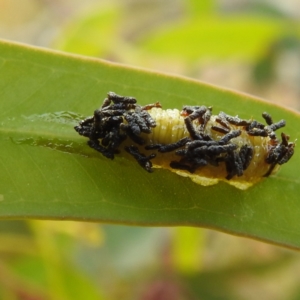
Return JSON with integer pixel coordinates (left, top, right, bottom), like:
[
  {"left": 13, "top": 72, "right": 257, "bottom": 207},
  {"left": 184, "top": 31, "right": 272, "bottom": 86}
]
[
  {"left": 53, "top": 6, "right": 120, "bottom": 57},
  {"left": 140, "top": 16, "right": 299, "bottom": 61},
  {"left": 0, "top": 40, "right": 299, "bottom": 249}
]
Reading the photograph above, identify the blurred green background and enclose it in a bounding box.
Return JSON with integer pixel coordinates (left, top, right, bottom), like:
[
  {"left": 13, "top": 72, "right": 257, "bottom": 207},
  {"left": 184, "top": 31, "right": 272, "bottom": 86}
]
[{"left": 1, "top": 0, "right": 300, "bottom": 299}]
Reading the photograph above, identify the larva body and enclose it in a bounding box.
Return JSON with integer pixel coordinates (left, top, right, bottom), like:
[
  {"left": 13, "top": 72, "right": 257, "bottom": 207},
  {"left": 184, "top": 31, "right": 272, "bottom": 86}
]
[
  {"left": 75, "top": 92, "right": 295, "bottom": 190},
  {"left": 142, "top": 108, "right": 275, "bottom": 189}
]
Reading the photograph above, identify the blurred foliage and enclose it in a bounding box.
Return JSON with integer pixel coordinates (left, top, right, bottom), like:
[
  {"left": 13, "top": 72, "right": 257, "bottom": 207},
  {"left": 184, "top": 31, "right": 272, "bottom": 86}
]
[
  {"left": 51, "top": 0, "right": 300, "bottom": 109},
  {"left": 1, "top": 221, "right": 300, "bottom": 299},
  {"left": 1, "top": 0, "right": 300, "bottom": 299}
]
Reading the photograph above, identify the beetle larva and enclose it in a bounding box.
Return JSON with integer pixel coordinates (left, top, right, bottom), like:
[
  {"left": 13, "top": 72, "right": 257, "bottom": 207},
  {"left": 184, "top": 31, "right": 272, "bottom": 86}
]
[{"left": 74, "top": 92, "right": 295, "bottom": 190}]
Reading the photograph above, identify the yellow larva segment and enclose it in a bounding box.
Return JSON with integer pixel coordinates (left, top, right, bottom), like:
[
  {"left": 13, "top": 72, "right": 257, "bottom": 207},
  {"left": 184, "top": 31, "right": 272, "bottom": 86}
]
[
  {"left": 141, "top": 108, "right": 276, "bottom": 190},
  {"left": 147, "top": 108, "right": 186, "bottom": 144}
]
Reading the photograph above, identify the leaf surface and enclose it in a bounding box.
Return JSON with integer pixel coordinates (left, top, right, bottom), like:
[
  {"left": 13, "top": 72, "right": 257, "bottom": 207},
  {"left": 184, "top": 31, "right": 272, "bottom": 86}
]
[{"left": 0, "top": 40, "right": 299, "bottom": 249}]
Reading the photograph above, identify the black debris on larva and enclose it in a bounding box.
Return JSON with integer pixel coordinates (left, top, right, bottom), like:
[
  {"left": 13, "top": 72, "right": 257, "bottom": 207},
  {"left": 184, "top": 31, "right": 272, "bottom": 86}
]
[
  {"left": 74, "top": 92, "right": 160, "bottom": 161},
  {"left": 125, "top": 145, "right": 156, "bottom": 172},
  {"left": 74, "top": 92, "right": 295, "bottom": 181},
  {"left": 265, "top": 132, "right": 295, "bottom": 176}
]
